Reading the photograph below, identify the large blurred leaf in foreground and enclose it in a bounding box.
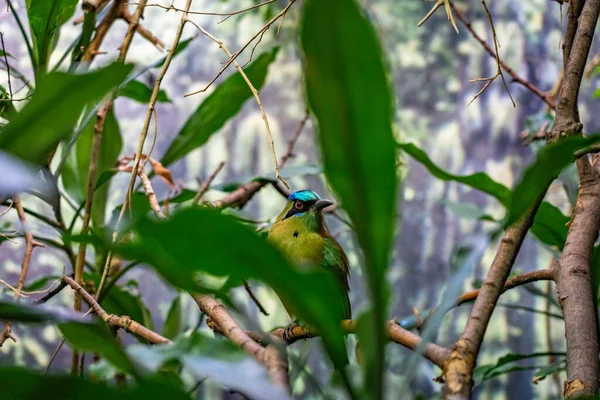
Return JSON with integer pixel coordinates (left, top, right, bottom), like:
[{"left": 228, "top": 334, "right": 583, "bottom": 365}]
[
  {"left": 0, "top": 300, "right": 132, "bottom": 373},
  {"left": 160, "top": 48, "right": 279, "bottom": 166},
  {"left": 0, "top": 63, "right": 133, "bottom": 164},
  {"left": 128, "top": 333, "right": 289, "bottom": 400},
  {"left": 0, "top": 368, "right": 187, "bottom": 400},
  {"left": 112, "top": 207, "right": 348, "bottom": 368},
  {"left": 302, "top": 0, "right": 397, "bottom": 397},
  {"left": 0, "top": 151, "right": 53, "bottom": 197}
]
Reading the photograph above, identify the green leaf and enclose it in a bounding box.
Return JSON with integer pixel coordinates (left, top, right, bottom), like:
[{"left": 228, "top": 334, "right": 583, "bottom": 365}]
[
  {"left": 128, "top": 333, "right": 288, "bottom": 400},
  {"left": 0, "top": 62, "right": 133, "bottom": 165},
  {"left": 505, "top": 136, "right": 600, "bottom": 227},
  {"left": 0, "top": 300, "right": 86, "bottom": 323},
  {"left": 0, "top": 86, "right": 17, "bottom": 121},
  {"left": 442, "top": 201, "right": 496, "bottom": 222},
  {"left": 70, "top": 10, "right": 96, "bottom": 64},
  {"left": 59, "top": 321, "right": 134, "bottom": 374},
  {"left": 475, "top": 352, "right": 566, "bottom": 382},
  {"left": 530, "top": 202, "right": 569, "bottom": 250},
  {"left": 26, "top": 0, "right": 78, "bottom": 72},
  {"left": 400, "top": 142, "right": 570, "bottom": 249},
  {"left": 301, "top": 0, "right": 396, "bottom": 396},
  {"left": 162, "top": 294, "right": 182, "bottom": 340},
  {"left": 533, "top": 360, "right": 566, "bottom": 384},
  {"left": 0, "top": 367, "right": 188, "bottom": 400},
  {"left": 495, "top": 303, "right": 564, "bottom": 320},
  {"left": 62, "top": 108, "right": 122, "bottom": 227},
  {"left": 161, "top": 48, "right": 279, "bottom": 166},
  {"left": 119, "top": 80, "right": 171, "bottom": 104},
  {"left": 83, "top": 271, "right": 154, "bottom": 335},
  {"left": 399, "top": 142, "right": 511, "bottom": 205},
  {"left": 113, "top": 208, "right": 348, "bottom": 369},
  {"left": 0, "top": 300, "right": 134, "bottom": 374}
]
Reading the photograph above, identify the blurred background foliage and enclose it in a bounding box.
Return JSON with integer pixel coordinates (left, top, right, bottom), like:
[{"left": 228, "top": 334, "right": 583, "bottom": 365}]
[{"left": 0, "top": 0, "right": 598, "bottom": 399}]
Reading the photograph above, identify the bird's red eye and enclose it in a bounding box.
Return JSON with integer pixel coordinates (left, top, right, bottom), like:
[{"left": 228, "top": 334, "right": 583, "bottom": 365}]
[{"left": 294, "top": 201, "right": 303, "bottom": 210}]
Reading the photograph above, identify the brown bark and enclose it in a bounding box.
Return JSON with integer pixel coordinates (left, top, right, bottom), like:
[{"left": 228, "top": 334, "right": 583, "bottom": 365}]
[
  {"left": 442, "top": 201, "right": 543, "bottom": 399},
  {"left": 556, "top": 161, "right": 600, "bottom": 397}
]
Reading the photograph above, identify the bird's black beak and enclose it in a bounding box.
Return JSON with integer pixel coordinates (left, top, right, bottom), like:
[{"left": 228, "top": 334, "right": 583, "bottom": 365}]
[{"left": 312, "top": 199, "right": 334, "bottom": 212}]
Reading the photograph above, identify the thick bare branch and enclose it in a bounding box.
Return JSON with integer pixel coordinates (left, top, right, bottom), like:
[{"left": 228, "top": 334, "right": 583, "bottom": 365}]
[{"left": 192, "top": 294, "right": 290, "bottom": 393}]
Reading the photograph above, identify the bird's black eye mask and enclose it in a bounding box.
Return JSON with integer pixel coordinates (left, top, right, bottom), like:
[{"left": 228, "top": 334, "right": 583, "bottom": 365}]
[{"left": 283, "top": 199, "right": 316, "bottom": 220}]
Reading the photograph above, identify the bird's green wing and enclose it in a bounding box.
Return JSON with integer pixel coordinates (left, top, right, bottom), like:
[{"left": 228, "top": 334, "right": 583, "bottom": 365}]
[{"left": 322, "top": 237, "right": 352, "bottom": 319}]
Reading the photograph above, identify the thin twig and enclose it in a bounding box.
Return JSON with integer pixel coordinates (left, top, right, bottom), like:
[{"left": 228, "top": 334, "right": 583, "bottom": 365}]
[
  {"left": 418, "top": 0, "right": 458, "bottom": 33},
  {"left": 466, "top": 0, "right": 515, "bottom": 107},
  {"left": 243, "top": 280, "right": 269, "bottom": 316},
  {"left": 44, "top": 338, "right": 66, "bottom": 376},
  {"left": 185, "top": 21, "right": 288, "bottom": 188},
  {"left": 127, "top": 0, "right": 276, "bottom": 20},
  {"left": 0, "top": 197, "right": 44, "bottom": 347},
  {"left": 34, "top": 277, "right": 71, "bottom": 304},
  {"left": 0, "top": 32, "right": 13, "bottom": 99},
  {"left": 450, "top": 2, "right": 556, "bottom": 109},
  {"left": 192, "top": 161, "right": 225, "bottom": 205},
  {"left": 209, "top": 110, "right": 308, "bottom": 209},
  {"left": 139, "top": 169, "right": 166, "bottom": 218},
  {"left": 184, "top": 0, "right": 296, "bottom": 98}
]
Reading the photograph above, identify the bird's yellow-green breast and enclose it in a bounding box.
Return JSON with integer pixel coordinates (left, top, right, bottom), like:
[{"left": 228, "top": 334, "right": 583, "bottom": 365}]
[{"left": 267, "top": 190, "right": 351, "bottom": 320}]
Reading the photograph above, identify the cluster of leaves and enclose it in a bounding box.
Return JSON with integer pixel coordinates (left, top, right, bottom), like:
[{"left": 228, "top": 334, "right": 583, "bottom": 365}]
[
  {"left": 0, "top": 0, "right": 396, "bottom": 398},
  {"left": 2, "top": 0, "right": 598, "bottom": 398}
]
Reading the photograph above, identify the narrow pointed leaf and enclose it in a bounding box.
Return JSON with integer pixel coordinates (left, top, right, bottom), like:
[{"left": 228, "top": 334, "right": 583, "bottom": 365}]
[
  {"left": 505, "top": 136, "right": 600, "bottom": 227},
  {"left": 0, "top": 62, "right": 133, "bottom": 164},
  {"left": 0, "top": 368, "right": 188, "bottom": 400},
  {"left": 399, "top": 142, "right": 511, "bottom": 205},
  {"left": 400, "top": 142, "right": 570, "bottom": 249},
  {"left": 161, "top": 48, "right": 279, "bottom": 166},
  {"left": 62, "top": 108, "right": 122, "bottom": 227},
  {"left": 59, "top": 322, "right": 135, "bottom": 374},
  {"left": 301, "top": 0, "right": 397, "bottom": 396},
  {"left": 26, "top": 0, "right": 78, "bottom": 70},
  {"left": 162, "top": 294, "right": 182, "bottom": 340},
  {"left": 119, "top": 80, "right": 171, "bottom": 104}
]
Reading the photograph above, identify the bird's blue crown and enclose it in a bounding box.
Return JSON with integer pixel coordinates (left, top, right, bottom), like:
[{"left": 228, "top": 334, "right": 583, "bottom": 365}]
[{"left": 288, "top": 190, "right": 321, "bottom": 202}]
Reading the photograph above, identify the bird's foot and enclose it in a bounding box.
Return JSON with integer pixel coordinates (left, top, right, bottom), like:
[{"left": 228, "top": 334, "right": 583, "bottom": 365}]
[{"left": 282, "top": 321, "right": 300, "bottom": 342}]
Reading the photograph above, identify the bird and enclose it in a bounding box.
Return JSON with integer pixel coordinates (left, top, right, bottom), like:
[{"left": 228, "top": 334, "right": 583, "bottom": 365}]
[{"left": 267, "top": 189, "right": 351, "bottom": 338}]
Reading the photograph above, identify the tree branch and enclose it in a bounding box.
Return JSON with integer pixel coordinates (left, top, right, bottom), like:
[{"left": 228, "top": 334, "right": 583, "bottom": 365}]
[
  {"left": 450, "top": 2, "right": 556, "bottom": 109},
  {"left": 276, "top": 320, "right": 450, "bottom": 368},
  {"left": 192, "top": 161, "right": 226, "bottom": 205},
  {"left": 0, "top": 197, "right": 44, "bottom": 347},
  {"left": 191, "top": 294, "right": 290, "bottom": 393},
  {"left": 443, "top": 200, "right": 544, "bottom": 398},
  {"left": 63, "top": 276, "right": 169, "bottom": 344},
  {"left": 210, "top": 111, "right": 309, "bottom": 209},
  {"left": 443, "top": 1, "right": 600, "bottom": 398},
  {"left": 455, "top": 268, "right": 555, "bottom": 306}
]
